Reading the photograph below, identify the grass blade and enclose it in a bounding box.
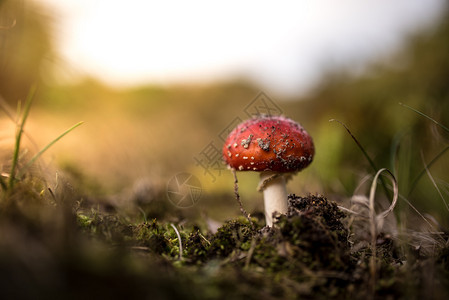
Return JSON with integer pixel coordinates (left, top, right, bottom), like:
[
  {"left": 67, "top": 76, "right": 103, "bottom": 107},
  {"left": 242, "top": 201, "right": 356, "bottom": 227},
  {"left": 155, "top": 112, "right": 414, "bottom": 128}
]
[
  {"left": 330, "top": 119, "right": 378, "bottom": 173},
  {"left": 18, "top": 121, "right": 84, "bottom": 179},
  {"left": 371, "top": 168, "right": 398, "bottom": 221},
  {"left": 399, "top": 102, "right": 449, "bottom": 133},
  {"left": 0, "top": 175, "right": 6, "bottom": 191},
  {"left": 0, "top": 94, "right": 41, "bottom": 153},
  {"left": 399, "top": 103, "right": 449, "bottom": 195},
  {"left": 422, "top": 152, "right": 449, "bottom": 212},
  {"left": 9, "top": 85, "right": 36, "bottom": 189},
  {"left": 330, "top": 119, "right": 391, "bottom": 199},
  {"left": 0, "top": 94, "right": 18, "bottom": 123},
  {"left": 408, "top": 146, "right": 449, "bottom": 196},
  {"left": 368, "top": 168, "right": 398, "bottom": 295},
  {"left": 170, "top": 223, "right": 183, "bottom": 261}
]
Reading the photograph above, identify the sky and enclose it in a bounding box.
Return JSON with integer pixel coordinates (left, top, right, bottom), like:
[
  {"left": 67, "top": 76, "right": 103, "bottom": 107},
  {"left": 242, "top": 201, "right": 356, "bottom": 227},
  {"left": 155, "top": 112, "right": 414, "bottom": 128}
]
[{"left": 37, "top": 0, "right": 446, "bottom": 96}]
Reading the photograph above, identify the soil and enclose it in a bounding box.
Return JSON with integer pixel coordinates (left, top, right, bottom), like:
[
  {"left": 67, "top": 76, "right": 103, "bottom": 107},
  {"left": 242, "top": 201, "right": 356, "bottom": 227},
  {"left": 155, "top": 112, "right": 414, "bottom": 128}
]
[{"left": 0, "top": 184, "right": 448, "bottom": 299}]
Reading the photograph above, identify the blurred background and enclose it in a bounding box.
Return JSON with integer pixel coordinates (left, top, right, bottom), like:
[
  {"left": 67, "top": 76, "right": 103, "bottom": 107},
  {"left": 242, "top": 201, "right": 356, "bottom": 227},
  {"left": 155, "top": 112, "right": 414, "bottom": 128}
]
[{"left": 1, "top": 0, "right": 449, "bottom": 226}]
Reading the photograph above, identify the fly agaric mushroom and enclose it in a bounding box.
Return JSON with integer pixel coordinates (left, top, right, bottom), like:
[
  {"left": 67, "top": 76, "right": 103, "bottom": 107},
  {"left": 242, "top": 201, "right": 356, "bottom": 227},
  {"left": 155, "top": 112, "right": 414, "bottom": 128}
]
[{"left": 222, "top": 115, "right": 314, "bottom": 226}]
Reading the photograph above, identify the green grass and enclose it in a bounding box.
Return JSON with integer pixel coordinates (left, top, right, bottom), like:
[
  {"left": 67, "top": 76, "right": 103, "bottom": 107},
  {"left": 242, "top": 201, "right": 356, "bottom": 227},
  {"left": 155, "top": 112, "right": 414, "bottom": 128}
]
[
  {"left": 0, "top": 85, "right": 83, "bottom": 193},
  {"left": 399, "top": 102, "right": 449, "bottom": 197}
]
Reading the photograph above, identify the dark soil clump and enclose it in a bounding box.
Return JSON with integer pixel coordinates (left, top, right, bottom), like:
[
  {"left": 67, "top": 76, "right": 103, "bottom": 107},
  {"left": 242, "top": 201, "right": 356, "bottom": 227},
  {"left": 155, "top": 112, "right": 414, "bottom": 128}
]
[{"left": 181, "top": 194, "right": 354, "bottom": 298}]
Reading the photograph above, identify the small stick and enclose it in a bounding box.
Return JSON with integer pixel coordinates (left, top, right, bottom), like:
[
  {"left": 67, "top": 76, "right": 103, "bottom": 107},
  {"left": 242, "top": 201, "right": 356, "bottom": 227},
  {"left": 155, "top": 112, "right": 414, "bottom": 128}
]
[
  {"left": 244, "top": 238, "right": 257, "bottom": 269},
  {"left": 231, "top": 169, "right": 254, "bottom": 229}
]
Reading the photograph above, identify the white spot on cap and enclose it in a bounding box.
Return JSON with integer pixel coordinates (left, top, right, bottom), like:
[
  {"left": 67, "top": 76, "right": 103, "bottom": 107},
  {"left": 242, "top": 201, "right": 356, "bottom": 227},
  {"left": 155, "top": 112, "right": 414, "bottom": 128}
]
[
  {"left": 235, "top": 154, "right": 239, "bottom": 157},
  {"left": 233, "top": 143, "right": 238, "bottom": 148},
  {"left": 238, "top": 165, "right": 244, "bottom": 171},
  {"left": 243, "top": 156, "right": 248, "bottom": 160}
]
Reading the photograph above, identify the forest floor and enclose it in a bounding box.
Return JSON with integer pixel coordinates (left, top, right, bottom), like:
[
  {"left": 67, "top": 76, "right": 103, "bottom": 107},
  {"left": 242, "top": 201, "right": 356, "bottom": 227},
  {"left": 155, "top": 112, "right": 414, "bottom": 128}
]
[{"left": 1, "top": 173, "right": 448, "bottom": 299}]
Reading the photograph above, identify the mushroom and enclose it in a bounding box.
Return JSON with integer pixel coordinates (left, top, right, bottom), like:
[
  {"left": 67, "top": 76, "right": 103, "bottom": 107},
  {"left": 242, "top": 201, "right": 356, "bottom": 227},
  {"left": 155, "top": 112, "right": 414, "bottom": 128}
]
[{"left": 222, "top": 115, "right": 314, "bottom": 226}]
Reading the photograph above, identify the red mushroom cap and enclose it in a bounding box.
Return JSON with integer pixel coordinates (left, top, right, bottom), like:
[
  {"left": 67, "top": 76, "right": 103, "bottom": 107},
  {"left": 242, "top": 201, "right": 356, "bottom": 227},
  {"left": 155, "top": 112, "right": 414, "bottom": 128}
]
[{"left": 223, "top": 115, "right": 314, "bottom": 172}]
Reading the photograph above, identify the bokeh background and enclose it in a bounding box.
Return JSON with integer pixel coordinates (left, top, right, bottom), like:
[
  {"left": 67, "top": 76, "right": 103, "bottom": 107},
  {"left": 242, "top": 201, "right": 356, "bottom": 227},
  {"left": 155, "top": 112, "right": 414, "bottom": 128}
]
[{"left": 1, "top": 0, "right": 449, "bottom": 226}]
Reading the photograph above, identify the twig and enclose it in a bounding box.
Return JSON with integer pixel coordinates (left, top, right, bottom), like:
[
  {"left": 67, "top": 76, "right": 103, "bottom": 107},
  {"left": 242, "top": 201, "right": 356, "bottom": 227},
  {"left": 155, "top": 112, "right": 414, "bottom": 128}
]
[
  {"left": 244, "top": 238, "right": 257, "bottom": 269},
  {"left": 198, "top": 232, "right": 211, "bottom": 246},
  {"left": 231, "top": 168, "right": 255, "bottom": 229}
]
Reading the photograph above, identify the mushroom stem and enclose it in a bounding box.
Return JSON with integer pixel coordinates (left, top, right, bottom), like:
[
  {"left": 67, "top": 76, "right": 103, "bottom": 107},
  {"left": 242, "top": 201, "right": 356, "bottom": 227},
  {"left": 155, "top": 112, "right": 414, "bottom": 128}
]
[{"left": 260, "top": 171, "right": 288, "bottom": 227}]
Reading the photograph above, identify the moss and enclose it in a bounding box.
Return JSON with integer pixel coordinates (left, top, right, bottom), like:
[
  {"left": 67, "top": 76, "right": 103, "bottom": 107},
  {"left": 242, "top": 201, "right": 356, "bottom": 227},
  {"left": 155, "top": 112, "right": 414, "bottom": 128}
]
[
  {"left": 133, "top": 219, "right": 172, "bottom": 255},
  {"left": 77, "top": 214, "right": 93, "bottom": 228},
  {"left": 185, "top": 228, "right": 211, "bottom": 263},
  {"left": 2, "top": 181, "right": 448, "bottom": 299},
  {"left": 77, "top": 212, "right": 133, "bottom": 244},
  {"left": 68, "top": 193, "right": 449, "bottom": 299},
  {"left": 208, "top": 217, "right": 259, "bottom": 259},
  {"left": 173, "top": 194, "right": 353, "bottom": 298}
]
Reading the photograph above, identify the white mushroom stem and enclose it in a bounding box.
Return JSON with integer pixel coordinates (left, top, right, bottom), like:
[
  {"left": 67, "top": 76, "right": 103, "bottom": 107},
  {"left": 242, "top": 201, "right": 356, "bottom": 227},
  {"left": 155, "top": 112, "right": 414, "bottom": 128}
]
[{"left": 259, "top": 171, "right": 288, "bottom": 227}]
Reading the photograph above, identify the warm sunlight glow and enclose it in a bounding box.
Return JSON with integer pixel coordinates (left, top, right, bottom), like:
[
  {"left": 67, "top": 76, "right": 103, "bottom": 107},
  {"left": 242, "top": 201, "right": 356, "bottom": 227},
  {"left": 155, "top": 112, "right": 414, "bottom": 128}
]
[{"left": 38, "top": 0, "right": 445, "bottom": 94}]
